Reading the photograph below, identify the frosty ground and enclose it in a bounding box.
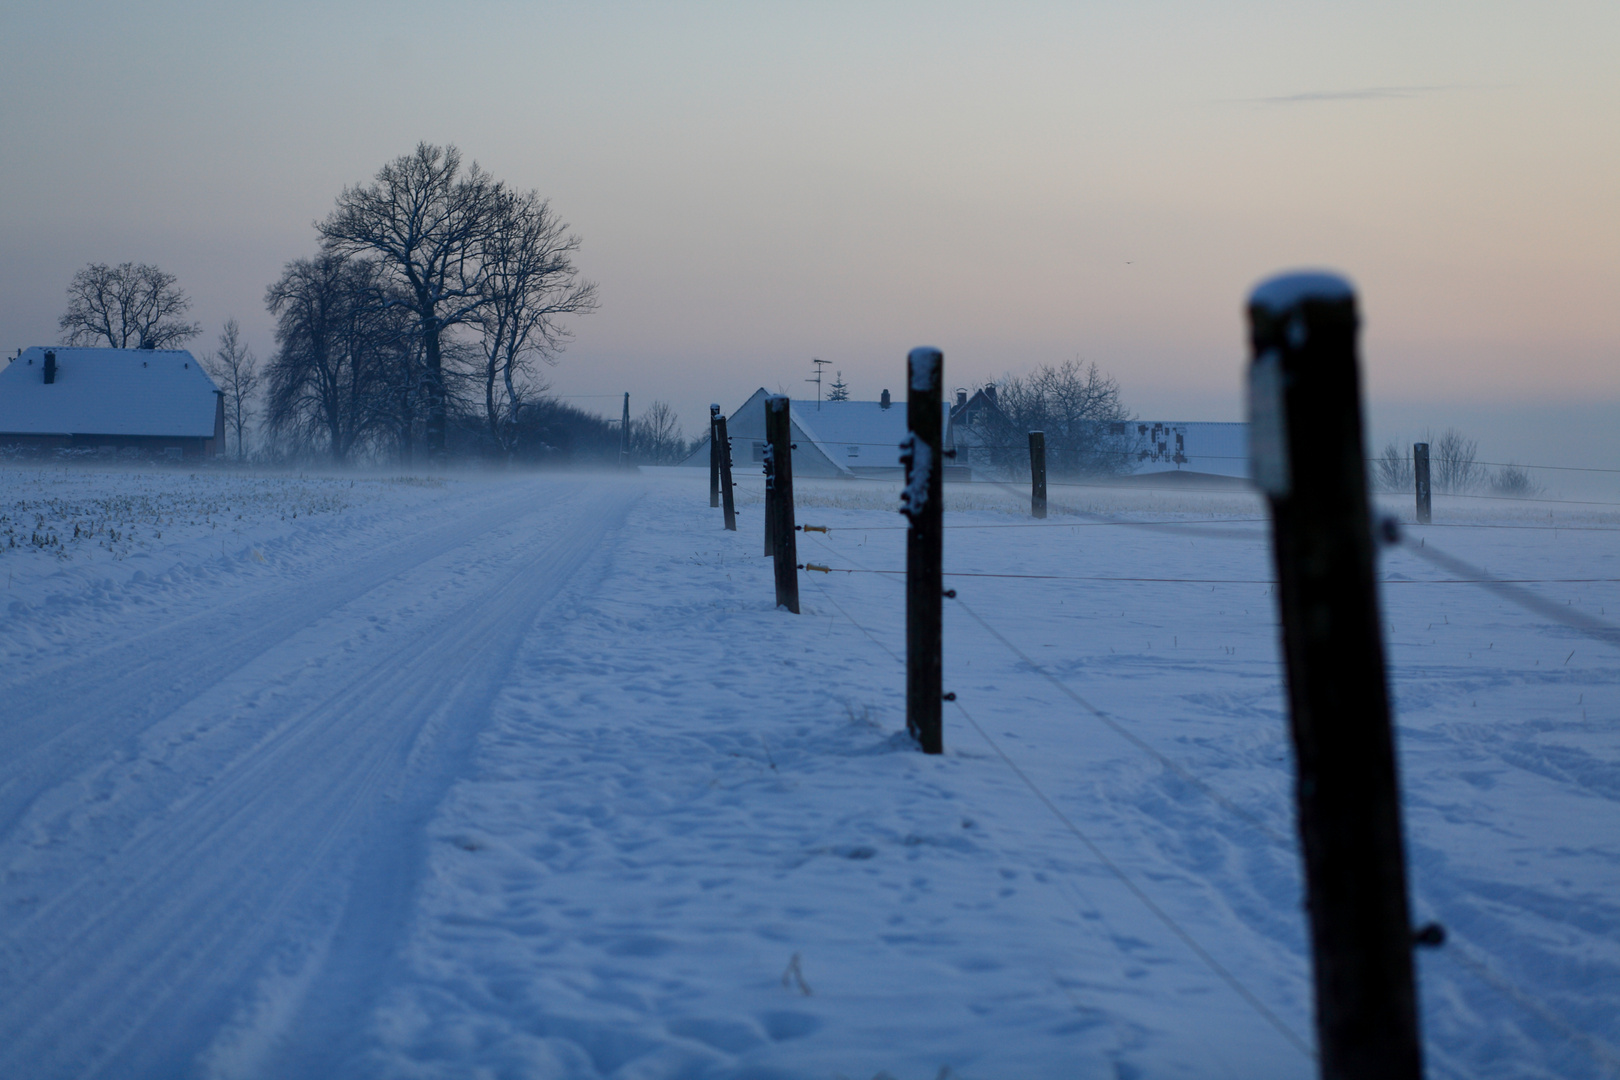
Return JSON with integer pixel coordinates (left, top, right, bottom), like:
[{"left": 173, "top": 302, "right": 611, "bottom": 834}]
[{"left": 0, "top": 466, "right": 1615, "bottom": 1080}]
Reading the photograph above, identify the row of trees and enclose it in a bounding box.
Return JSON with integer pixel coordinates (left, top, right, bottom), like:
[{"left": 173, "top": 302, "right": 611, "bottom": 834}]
[
  {"left": 1374, "top": 430, "right": 1539, "bottom": 496},
  {"left": 54, "top": 146, "right": 616, "bottom": 465},
  {"left": 267, "top": 143, "right": 598, "bottom": 462},
  {"left": 954, "top": 359, "right": 1138, "bottom": 479}
]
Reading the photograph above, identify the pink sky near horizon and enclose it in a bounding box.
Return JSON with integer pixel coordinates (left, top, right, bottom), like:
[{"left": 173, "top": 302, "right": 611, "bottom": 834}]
[{"left": 2, "top": 2, "right": 1615, "bottom": 460}]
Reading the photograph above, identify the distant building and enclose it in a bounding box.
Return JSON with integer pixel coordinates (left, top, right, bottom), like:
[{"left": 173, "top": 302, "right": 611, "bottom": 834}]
[
  {"left": 0, "top": 347, "right": 225, "bottom": 459},
  {"left": 1127, "top": 421, "right": 1250, "bottom": 482},
  {"left": 684, "top": 388, "right": 963, "bottom": 480}
]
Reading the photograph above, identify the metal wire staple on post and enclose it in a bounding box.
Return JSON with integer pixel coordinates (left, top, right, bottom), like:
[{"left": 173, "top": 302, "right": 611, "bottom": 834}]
[
  {"left": 901, "top": 347, "right": 944, "bottom": 754},
  {"left": 1248, "top": 272, "right": 1424, "bottom": 1080},
  {"left": 765, "top": 395, "right": 799, "bottom": 613}
]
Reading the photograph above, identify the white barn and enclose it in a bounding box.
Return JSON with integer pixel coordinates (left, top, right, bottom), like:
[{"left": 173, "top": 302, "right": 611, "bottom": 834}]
[
  {"left": 684, "top": 388, "right": 961, "bottom": 480},
  {"left": 0, "top": 347, "right": 225, "bottom": 459},
  {"left": 1127, "top": 421, "right": 1250, "bottom": 481}
]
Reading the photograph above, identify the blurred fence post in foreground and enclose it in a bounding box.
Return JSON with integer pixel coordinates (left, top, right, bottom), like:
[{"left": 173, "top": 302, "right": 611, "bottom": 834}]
[
  {"left": 902, "top": 347, "right": 944, "bottom": 754},
  {"left": 1247, "top": 271, "right": 1423, "bottom": 1080},
  {"left": 765, "top": 395, "right": 799, "bottom": 613},
  {"left": 1414, "top": 442, "right": 1431, "bottom": 524},
  {"left": 717, "top": 415, "right": 737, "bottom": 531},
  {"left": 1029, "top": 431, "right": 1047, "bottom": 519}
]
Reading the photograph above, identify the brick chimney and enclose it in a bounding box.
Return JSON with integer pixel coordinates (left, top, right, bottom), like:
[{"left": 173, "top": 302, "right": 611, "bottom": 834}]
[
  {"left": 880, "top": 389, "right": 891, "bottom": 409},
  {"left": 43, "top": 350, "right": 56, "bottom": 385}
]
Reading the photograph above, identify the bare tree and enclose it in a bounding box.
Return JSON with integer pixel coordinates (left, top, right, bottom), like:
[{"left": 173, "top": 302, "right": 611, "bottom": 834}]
[
  {"left": 318, "top": 143, "right": 501, "bottom": 461},
  {"left": 203, "top": 319, "right": 260, "bottom": 462},
  {"left": 1432, "top": 428, "right": 1481, "bottom": 493},
  {"left": 59, "top": 262, "right": 200, "bottom": 349},
  {"left": 970, "top": 359, "right": 1134, "bottom": 477},
  {"left": 1490, "top": 464, "right": 1540, "bottom": 498},
  {"left": 1374, "top": 442, "right": 1413, "bottom": 493},
  {"left": 264, "top": 254, "right": 403, "bottom": 462},
  {"left": 475, "top": 189, "right": 598, "bottom": 456},
  {"left": 630, "top": 401, "right": 686, "bottom": 464}
]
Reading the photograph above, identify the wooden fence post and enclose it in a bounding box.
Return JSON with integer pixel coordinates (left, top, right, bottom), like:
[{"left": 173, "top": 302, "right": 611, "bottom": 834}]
[
  {"left": 619, "top": 392, "right": 631, "bottom": 469},
  {"left": 1029, "top": 431, "right": 1047, "bottom": 519},
  {"left": 762, "top": 398, "right": 775, "bottom": 556},
  {"left": 1247, "top": 272, "right": 1423, "bottom": 1080},
  {"left": 717, "top": 415, "right": 737, "bottom": 531},
  {"left": 902, "top": 347, "right": 944, "bottom": 754},
  {"left": 710, "top": 404, "right": 721, "bottom": 507},
  {"left": 765, "top": 395, "right": 799, "bottom": 613},
  {"left": 1413, "top": 442, "right": 1431, "bottom": 525}
]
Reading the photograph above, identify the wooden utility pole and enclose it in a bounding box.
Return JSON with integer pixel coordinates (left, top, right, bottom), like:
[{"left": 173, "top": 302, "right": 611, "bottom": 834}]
[
  {"left": 1413, "top": 442, "right": 1431, "bottom": 525},
  {"left": 717, "top": 415, "right": 737, "bottom": 531},
  {"left": 902, "top": 347, "right": 944, "bottom": 754},
  {"left": 619, "top": 392, "right": 631, "bottom": 469},
  {"left": 709, "top": 404, "right": 722, "bottom": 507},
  {"left": 1247, "top": 272, "right": 1423, "bottom": 1080},
  {"left": 765, "top": 395, "right": 799, "bottom": 613},
  {"left": 1029, "top": 431, "right": 1047, "bottom": 519}
]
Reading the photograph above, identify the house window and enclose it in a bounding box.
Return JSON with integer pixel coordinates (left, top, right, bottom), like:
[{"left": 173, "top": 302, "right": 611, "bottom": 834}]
[
  {"left": 752, "top": 441, "right": 766, "bottom": 462},
  {"left": 847, "top": 445, "right": 860, "bottom": 458}
]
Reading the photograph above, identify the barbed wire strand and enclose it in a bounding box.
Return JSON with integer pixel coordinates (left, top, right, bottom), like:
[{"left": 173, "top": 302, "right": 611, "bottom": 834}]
[
  {"left": 1394, "top": 536, "right": 1620, "bottom": 652},
  {"left": 806, "top": 518, "right": 1619, "bottom": 1070},
  {"left": 804, "top": 573, "right": 1315, "bottom": 1061}
]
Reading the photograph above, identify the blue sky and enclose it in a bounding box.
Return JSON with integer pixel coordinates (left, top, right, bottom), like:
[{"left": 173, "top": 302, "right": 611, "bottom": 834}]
[{"left": 2, "top": 1, "right": 1615, "bottom": 465}]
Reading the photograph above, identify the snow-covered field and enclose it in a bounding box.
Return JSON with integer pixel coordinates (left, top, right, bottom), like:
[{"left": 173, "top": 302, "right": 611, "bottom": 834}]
[{"left": 1, "top": 464, "right": 1616, "bottom": 1079}]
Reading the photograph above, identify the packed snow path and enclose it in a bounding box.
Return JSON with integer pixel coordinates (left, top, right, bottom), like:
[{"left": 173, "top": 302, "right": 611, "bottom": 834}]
[
  {"left": 0, "top": 468, "right": 1615, "bottom": 1079},
  {"left": 0, "top": 476, "right": 636, "bottom": 1078}
]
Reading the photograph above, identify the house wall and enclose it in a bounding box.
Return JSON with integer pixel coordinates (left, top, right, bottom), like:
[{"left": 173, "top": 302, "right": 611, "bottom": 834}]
[{"left": 0, "top": 433, "right": 215, "bottom": 459}]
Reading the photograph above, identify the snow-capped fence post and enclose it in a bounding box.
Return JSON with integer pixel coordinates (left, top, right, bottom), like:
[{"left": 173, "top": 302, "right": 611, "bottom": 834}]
[
  {"left": 1247, "top": 272, "right": 1423, "bottom": 1080},
  {"left": 717, "top": 415, "right": 737, "bottom": 531},
  {"left": 765, "top": 395, "right": 800, "bottom": 613},
  {"left": 710, "top": 404, "right": 722, "bottom": 508},
  {"left": 1029, "top": 431, "right": 1047, "bottom": 519},
  {"left": 902, "top": 347, "right": 945, "bottom": 754},
  {"left": 1414, "top": 442, "right": 1431, "bottom": 524}
]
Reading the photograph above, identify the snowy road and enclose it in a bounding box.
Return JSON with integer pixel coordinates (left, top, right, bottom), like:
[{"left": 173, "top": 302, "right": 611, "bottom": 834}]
[
  {"left": 0, "top": 476, "right": 637, "bottom": 1079},
  {"left": 2, "top": 467, "right": 1616, "bottom": 1079}
]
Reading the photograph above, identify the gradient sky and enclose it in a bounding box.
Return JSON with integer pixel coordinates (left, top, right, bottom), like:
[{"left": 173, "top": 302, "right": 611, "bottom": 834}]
[{"left": 3, "top": 1, "right": 1616, "bottom": 470}]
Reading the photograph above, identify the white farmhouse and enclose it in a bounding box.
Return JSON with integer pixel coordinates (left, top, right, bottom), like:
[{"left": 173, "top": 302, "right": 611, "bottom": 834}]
[
  {"left": 684, "top": 388, "right": 961, "bottom": 480},
  {"left": 0, "top": 347, "right": 225, "bottom": 459}
]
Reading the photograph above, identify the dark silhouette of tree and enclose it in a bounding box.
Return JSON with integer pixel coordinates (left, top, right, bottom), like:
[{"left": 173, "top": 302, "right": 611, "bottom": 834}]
[
  {"left": 59, "top": 262, "right": 200, "bottom": 349},
  {"left": 203, "top": 319, "right": 260, "bottom": 462},
  {"left": 264, "top": 254, "right": 405, "bottom": 462},
  {"left": 318, "top": 143, "right": 500, "bottom": 461},
  {"left": 630, "top": 401, "right": 686, "bottom": 463},
  {"left": 475, "top": 188, "right": 598, "bottom": 456},
  {"left": 966, "top": 360, "right": 1134, "bottom": 478},
  {"left": 827, "top": 371, "right": 850, "bottom": 402}
]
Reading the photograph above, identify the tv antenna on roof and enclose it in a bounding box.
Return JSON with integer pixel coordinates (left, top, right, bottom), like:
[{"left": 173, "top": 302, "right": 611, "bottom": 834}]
[{"left": 806, "top": 357, "right": 831, "bottom": 409}]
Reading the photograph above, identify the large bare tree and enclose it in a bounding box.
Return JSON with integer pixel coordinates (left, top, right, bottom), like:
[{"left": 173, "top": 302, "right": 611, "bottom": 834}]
[
  {"left": 318, "top": 143, "right": 500, "bottom": 460},
  {"left": 966, "top": 359, "right": 1135, "bottom": 478},
  {"left": 59, "top": 261, "right": 200, "bottom": 349},
  {"left": 476, "top": 189, "right": 598, "bottom": 455},
  {"left": 203, "top": 319, "right": 260, "bottom": 462},
  {"left": 264, "top": 254, "right": 403, "bottom": 462}
]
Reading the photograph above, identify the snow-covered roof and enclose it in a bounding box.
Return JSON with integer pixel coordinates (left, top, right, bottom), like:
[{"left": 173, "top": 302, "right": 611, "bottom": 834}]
[{"left": 0, "top": 347, "right": 220, "bottom": 438}]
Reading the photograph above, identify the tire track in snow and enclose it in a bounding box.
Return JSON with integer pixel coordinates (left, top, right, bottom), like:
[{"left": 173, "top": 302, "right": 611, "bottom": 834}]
[
  {"left": 0, "top": 480, "right": 585, "bottom": 840},
  {"left": 0, "top": 479, "right": 637, "bottom": 1080}
]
